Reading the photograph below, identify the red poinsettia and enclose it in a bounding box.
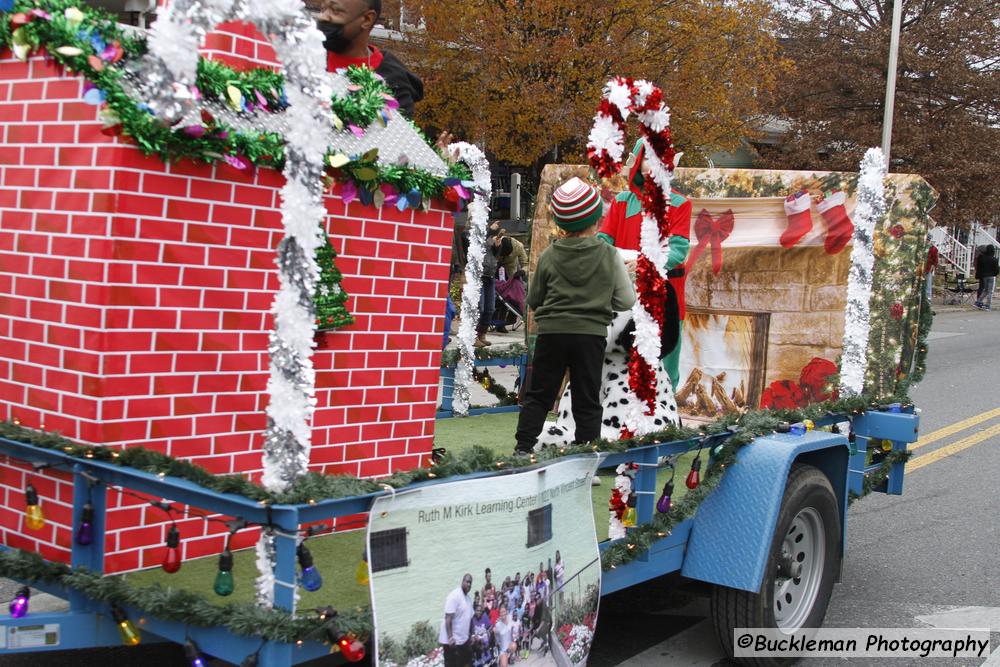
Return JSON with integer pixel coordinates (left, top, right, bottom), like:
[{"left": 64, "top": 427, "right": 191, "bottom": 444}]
[
  {"left": 759, "top": 380, "right": 806, "bottom": 410},
  {"left": 890, "top": 224, "right": 905, "bottom": 239},
  {"left": 799, "top": 358, "right": 839, "bottom": 403},
  {"left": 890, "top": 303, "right": 904, "bottom": 320}
]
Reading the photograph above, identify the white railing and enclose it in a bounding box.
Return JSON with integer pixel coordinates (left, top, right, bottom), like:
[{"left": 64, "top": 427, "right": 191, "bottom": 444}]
[
  {"left": 972, "top": 224, "right": 1000, "bottom": 252},
  {"left": 932, "top": 227, "right": 972, "bottom": 276}
]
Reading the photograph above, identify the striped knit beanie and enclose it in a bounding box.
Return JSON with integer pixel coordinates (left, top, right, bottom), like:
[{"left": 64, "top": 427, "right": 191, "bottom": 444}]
[{"left": 548, "top": 177, "right": 603, "bottom": 232}]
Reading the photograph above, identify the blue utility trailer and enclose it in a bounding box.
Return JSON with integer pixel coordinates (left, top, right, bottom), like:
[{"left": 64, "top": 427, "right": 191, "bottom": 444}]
[{"left": 0, "top": 407, "right": 916, "bottom": 666}]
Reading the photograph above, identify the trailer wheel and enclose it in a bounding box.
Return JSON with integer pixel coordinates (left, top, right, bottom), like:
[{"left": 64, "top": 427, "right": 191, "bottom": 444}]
[{"left": 710, "top": 463, "right": 841, "bottom": 666}]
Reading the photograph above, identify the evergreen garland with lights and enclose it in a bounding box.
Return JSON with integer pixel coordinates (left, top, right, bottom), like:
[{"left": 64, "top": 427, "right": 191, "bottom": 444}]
[
  {"left": 0, "top": 393, "right": 912, "bottom": 641},
  {"left": 0, "top": 549, "right": 369, "bottom": 643}
]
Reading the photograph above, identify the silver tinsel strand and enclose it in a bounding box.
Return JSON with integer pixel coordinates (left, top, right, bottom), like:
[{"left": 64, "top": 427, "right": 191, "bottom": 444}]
[
  {"left": 142, "top": 0, "right": 336, "bottom": 611},
  {"left": 449, "top": 143, "right": 491, "bottom": 416},
  {"left": 840, "top": 147, "right": 887, "bottom": 396}
]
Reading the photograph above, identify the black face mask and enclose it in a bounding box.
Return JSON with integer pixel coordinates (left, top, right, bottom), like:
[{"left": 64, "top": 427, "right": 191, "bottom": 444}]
[{"left": 316, "top": 19, "right": 352, "bottom": 53}]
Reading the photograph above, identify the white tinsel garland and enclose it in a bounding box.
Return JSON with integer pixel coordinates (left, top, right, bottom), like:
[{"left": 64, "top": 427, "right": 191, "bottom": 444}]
[
  {"left": 840, "top": 147, "right": 887, "bottom": 395},
  {"left": 142, "top": 0, "right": 335, "bottom": 610},
  {"left": 448, "top": 142, "right": 492, "bottom": 416},
  {"left": 586, "top": 77, "right": 674, "bottom": 430}
]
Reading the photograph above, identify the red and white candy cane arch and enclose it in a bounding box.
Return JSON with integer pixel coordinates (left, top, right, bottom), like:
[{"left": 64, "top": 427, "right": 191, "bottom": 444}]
[{"left": 587, "top": 77, "right": 676, "bottom": 434}]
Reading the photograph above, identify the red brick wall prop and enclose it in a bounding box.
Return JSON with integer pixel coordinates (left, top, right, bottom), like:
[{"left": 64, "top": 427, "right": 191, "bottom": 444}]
[{"left": 0, "top": 37, "right": 453, "bottom": 572}]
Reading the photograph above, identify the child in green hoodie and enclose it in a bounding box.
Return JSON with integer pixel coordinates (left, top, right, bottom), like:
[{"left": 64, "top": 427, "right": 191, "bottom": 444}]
[{"left": 514, "top": 177, "right": 636, "bottom": 454}]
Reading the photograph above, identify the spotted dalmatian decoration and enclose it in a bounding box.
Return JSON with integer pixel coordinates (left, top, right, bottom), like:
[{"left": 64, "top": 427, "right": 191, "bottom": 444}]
[{"left": 537, "top": 249, "right": 679, "bottom": 448}]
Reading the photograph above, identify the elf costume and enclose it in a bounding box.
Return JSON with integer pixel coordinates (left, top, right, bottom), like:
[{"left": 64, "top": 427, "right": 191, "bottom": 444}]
[{"left": 597, "top": 141, "right": 692, "bottom": 390}]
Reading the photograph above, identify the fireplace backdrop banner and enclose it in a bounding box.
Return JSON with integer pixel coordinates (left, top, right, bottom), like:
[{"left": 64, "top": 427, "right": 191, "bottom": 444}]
[{"left": 530, "top": 166, "right": 937, "bottom": 415}]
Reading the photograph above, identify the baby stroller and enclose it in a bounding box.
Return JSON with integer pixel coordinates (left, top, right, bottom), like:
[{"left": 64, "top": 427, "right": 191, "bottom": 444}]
[{"left": 493, "top": 273, "right": 526, "bottom": 332}]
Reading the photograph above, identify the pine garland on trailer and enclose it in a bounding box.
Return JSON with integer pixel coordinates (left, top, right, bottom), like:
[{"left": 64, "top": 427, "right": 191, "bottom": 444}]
[
  {"left": 0, "top": 0, "right": 471, "bottom": 200},
  {"left": 0, "top": 396, "right": 910, "bottom": 641},
  {"left": 472, "top": 368, "right": 518, "bottom": 406},
  {"left": 0, "top": 550, "right": 370, "bottom": 643},
  {"left": 0, "top": 393, "right": 907, "bottom": 508},
  {"left": 439, "top": 343, "right": 528, "bottom": 368}
]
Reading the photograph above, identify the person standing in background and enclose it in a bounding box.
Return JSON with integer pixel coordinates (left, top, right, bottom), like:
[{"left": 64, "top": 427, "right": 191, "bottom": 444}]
[
  {"left": 924, "top": 242, "right": 938, "bottom": 302},
  {"left": 974, "top": 246, "right": 999, "bottom": 311},
  {"left": 311, "top": 0, "right": 424, "bottom": 118}
]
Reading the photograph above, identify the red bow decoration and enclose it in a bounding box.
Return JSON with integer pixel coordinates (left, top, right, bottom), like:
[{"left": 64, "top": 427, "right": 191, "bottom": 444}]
[{"left": 687, "top": 209, "right": 735, "bottom": 274}]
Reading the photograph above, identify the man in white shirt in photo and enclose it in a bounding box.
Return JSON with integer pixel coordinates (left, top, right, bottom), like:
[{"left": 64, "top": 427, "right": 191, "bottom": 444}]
[{"left": 439, "top": 573, "right": 474, "bottom": 667}]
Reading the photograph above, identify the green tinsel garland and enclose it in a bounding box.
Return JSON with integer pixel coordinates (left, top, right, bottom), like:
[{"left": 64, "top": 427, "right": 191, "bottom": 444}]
[
  {"left": 331, "top": 65, "right": 393, "bottom": 128},
  {"left": 0, "top": 550, "right": 370, "bottom": 643},
  {"left": 196, "top": 57, "right": 285, "bottom": 113},
  {"left": 0, "top": 0, "right": 467, "bottom": 201},
  {"left": 314, "top": 230, "right": 354, "bottom": 331}
]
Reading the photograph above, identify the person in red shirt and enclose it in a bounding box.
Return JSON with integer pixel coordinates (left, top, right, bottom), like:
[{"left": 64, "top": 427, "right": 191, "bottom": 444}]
[
  {"left": 924, "top": 242, "right": 938, "bottom": 302},
  {"left": 597, "top": 140, "right": 691, "bottom": 390},
  {"left": 311, "top": 0, "right": 424, "bottom": 118}
]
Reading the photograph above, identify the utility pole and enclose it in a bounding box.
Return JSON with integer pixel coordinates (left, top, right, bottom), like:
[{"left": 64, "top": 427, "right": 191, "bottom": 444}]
[{"left": 881, "top": 0, "right": 903, "bottom": 166}]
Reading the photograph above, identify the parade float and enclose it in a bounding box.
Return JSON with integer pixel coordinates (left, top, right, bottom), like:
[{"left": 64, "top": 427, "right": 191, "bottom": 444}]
[{"left": 0, "top": 2, "right": 934, "bottom": 666}]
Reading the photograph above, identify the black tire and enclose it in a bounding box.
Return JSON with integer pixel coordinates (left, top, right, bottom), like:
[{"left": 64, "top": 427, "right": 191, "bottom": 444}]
[{"left": 710, "top": 463, "right": 841, "bottom": 667}]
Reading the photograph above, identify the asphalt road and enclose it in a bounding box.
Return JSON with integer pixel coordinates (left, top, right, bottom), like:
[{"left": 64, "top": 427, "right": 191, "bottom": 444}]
[{"left": 2, "top": 307, "right": 998, "bottom": 666}]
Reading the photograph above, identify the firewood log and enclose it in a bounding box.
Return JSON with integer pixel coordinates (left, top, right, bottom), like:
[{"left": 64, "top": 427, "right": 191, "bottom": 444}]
[
  {"left": 676, "top": 367, "right": 703, "bottom": 405},
  {"left": 711, "top": 373, "right": 739, "bottom": 413}
]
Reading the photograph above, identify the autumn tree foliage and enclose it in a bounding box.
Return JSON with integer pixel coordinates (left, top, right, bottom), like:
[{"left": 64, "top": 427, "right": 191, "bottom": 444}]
[
  {"left": 761, "top": 0, "right": 1000, "bottom": 226},
  {"left": 401, "top": 0, "right": 784, "bottom": 167}
]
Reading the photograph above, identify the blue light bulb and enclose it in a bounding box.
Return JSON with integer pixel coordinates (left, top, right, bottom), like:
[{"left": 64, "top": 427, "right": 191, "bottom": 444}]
[{"left": 298, "top": 544, "right": 323, "bottom": 592}]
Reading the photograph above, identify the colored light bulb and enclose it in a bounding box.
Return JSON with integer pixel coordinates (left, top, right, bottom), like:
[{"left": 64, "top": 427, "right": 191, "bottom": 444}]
[
  {"left": 162, "top": 525, "right": 181, "bottom": 573},
  {"left": 656, "top": 480, "right": 674, "bottom": 513},
  {"left": 622, "top": 497, "right": 637, "bottom": 527},
  {"left": 297, "top": 544, "right": 323, "bottom": 592},
  {"left": 24, "top": 484, "right": 45, "bottom": 530},
  {"left": 355, "top": 552, "right": 369, "bottom": 586},
  {"left": 803, "top": 419, "right": 815, "bottom": 432},
  {"left": 214, "top": 549, "right": 235, "bottom": 596},
  {"left": 76, "top": 502, "right": 94, "bottom": 546},
  {"left": 184, "top": 639, "right": 206, "bottom": 667},
  {"left": 338, "top": 636, "right": 366, "bottom": 662},
  {"left": 881, "top": 439, "right": 893, "bottom": 452},
  {"left": 686, "top": 456, "right": 702, "bottom": 490},
  {"left": 9, "top": 586, "right": 30, "bottom": 619},
  {"left": 111, "top": 606, "right": 141, "bottom": 646},
  {"left": 790, "top": 422, "right": 806, "bottom": 436}
]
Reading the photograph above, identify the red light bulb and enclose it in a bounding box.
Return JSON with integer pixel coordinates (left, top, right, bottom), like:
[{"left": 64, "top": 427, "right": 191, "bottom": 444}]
[
  {"left": 338, "top": 637, "right": 366, "bottom": 662},
  {"left": 685, "top": 455, "right": 701, "bottom": 490},
  {"left": 162, "top": 525, "right": 181, "bottom": 573}
]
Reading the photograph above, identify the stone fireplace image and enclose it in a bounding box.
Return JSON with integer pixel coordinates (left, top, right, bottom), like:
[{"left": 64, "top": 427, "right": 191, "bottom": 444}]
[{"left": 676, "top": 309, "right": 769, "bottom": 419}]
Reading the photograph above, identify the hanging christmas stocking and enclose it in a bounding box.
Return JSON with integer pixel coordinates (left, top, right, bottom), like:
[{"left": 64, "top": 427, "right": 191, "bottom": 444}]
[
  {"left": 817, "top": 190, "right": 854, "bottom": 255},
  {"left": 781, "top": 190, "right": 813, "bottom": 248}
]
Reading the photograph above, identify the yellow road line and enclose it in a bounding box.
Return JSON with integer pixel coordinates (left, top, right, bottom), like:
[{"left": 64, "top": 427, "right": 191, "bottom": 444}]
[
  {"left": 910, "top": 406, "right": 1000, "bottom": 451},
  {"left": 908, "top": 422, "right": 1000, "bottom": 472}
]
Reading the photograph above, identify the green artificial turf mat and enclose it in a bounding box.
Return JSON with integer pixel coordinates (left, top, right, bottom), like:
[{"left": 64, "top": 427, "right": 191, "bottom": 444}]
[{"left": 433, "top": 411, "right": 521, "bottom": 453}]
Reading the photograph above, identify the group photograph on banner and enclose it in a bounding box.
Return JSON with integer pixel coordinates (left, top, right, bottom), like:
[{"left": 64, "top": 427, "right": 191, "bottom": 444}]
[{"left": 367, "top": 456, "right": 602, "bottom": 667}]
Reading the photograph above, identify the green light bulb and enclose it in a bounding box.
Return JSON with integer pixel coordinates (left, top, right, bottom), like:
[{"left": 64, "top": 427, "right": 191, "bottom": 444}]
[{"left": 214, "top": 549, "right": 235, "bottom": 596}]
